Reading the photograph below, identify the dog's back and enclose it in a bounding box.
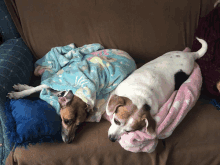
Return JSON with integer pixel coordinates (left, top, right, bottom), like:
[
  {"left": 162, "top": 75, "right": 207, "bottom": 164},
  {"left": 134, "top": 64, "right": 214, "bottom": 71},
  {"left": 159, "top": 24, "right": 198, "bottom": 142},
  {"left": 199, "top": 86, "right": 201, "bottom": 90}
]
[{"left": 113, "top": 38, "right": 207, "bottom": 115}]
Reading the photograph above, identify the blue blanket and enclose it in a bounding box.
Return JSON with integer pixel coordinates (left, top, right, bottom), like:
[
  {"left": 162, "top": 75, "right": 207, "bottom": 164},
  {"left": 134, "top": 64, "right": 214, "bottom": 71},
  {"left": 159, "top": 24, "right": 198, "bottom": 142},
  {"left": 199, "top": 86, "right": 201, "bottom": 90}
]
[{"left": 35, "top": 43, "right": 136, "bottom": 122}]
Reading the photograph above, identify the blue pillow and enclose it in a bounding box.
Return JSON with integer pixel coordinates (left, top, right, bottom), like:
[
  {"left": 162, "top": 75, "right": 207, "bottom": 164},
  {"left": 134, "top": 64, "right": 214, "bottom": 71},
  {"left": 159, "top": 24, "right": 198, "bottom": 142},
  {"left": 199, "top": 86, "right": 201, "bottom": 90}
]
[{"left": 4, "top": 97, "right": 62, "bottom": 149}]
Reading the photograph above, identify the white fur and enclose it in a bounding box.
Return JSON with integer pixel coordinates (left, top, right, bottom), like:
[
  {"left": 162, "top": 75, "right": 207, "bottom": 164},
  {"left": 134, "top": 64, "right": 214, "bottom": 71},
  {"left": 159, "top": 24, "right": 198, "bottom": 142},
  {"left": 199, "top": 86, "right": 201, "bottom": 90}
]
[
  {"left": 109, "top": 38, "right": 207, "bottom": 116},
  {"left": 107, "top": 38, "right": 207, "bottom": 140},
  {"left": 7, "top": 84, "right": 49, "bottom": 99}
]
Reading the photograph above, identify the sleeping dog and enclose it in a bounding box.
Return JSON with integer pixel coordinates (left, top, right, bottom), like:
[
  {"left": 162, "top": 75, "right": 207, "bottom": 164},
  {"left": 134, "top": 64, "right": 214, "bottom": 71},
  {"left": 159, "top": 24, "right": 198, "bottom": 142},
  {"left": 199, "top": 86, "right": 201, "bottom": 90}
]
[
  {"left": 106, "top": 38, "right": 207, "bottom": 142},
  {"left": 8, "top": 76, "right": 90, "bottom": 144},
  {"left": 7, "top": 46, "right": 136, "bottom": 144}
]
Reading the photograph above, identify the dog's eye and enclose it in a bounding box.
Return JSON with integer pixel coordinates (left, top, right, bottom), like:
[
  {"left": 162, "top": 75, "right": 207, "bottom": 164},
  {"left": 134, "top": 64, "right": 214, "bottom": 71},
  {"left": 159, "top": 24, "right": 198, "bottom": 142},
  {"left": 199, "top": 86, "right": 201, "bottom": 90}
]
[
  {"left": 64, "top": 119, "right": 72, "bottom": 125},
  {"left": 115, "top": 106, "right": 121, "bottom": 114},
  {"left": 125, "top": 129, "right": 133, "bottom": 133},
  {"left": 114, "top": 118, "right": 121, "bottom": 125}
]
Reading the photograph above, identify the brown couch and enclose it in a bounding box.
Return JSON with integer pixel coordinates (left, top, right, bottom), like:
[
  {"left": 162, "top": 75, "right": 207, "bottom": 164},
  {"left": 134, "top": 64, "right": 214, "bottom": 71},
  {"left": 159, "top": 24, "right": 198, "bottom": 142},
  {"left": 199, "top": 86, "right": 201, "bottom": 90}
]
[{"left": 4, "top": 0, "right": 220, "bottom": 164}]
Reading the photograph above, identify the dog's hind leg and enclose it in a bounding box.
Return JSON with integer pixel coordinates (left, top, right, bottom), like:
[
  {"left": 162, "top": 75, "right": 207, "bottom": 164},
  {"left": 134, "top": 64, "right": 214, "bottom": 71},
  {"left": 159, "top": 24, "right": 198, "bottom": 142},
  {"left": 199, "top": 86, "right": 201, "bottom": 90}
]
[
  {"left": 7, "top": 84, "right": 49, "bottom": 99},
  {"left": 13, "top": 84, "right": 34, "bottom": 91}
]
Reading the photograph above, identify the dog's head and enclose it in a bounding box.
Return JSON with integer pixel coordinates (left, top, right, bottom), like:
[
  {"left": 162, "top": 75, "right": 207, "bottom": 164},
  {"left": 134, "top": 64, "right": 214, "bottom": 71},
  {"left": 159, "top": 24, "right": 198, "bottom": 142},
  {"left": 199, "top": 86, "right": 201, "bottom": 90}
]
[
  {"left": 106, "top": 94, "right": 156, "bottom": 142},
  {"left": 58, "top": 91, "right": 91, "bottom": 143}
]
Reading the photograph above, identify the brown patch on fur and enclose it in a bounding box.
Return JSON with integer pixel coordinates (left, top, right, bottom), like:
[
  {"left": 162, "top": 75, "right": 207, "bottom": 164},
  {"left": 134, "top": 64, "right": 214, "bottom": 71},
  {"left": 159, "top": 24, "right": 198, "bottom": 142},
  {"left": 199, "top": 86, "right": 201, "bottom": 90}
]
[
  {"left": 115, "top": 97, "right": 137, "bottom": 120},
  {"left": 130, "top": 106, "right": 155, "bottom": 133},
  {"left": 141, "top": 105, "right": 156, "bottom": 134},
  {"left": 117, "top": 106, "right": 131, "bottom": 119},
  {"left": 61, "top": 95, "right": 88, "bottom": 123},
  {"left": 109, "top": 96, "right": 156, "bottom": 134},
  {"left": 107, "top": 95, "right": 125, "bottom": 115},
  {"left": 60, "top": 107, "right": 74, "bottom": 120},
  {"left": 60, "top": 95, "right": 90, "bottom": 143},
  {"left": 131, "top": 118, "right": 146, "bottom": 130}
]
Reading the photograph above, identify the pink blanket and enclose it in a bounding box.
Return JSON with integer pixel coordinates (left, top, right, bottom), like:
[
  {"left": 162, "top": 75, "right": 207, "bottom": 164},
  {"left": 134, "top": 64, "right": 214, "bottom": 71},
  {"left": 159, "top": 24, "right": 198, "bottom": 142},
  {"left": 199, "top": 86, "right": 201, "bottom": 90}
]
[{"left": 103, "top": 62, "right": 202, "bottom": 153}]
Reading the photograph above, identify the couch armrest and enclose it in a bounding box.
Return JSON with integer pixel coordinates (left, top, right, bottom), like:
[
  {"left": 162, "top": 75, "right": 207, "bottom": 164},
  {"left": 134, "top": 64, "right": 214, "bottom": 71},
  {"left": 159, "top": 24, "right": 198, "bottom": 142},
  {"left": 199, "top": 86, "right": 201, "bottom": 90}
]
[
  {"left": 0, "top": 37, "right": 33, "bottom": 165},
  {"left": 0, "top": 0, "right": 20, "bottom": 42}
]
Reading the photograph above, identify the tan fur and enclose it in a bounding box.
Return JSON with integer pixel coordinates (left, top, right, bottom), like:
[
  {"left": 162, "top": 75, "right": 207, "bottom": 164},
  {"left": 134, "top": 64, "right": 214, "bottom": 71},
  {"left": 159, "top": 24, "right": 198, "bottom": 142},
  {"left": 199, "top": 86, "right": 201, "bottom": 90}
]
[
  {"left": 114, "top": 97, "right": 138, "bottom": 120},
  {"left": 117, "top": 106, "right": 131, "bottom": 120},
  {"left": 60, "top": 95, "right": 89, "bottom": 143},
  {"left": 60, "top": 107, "right": 73, "bottom": 120},
  {"left": 109, "top": 96, "right": 156, "bottom": 138},
  {"left": 131, "top": 118, "right": 146, "bottom": 130}
]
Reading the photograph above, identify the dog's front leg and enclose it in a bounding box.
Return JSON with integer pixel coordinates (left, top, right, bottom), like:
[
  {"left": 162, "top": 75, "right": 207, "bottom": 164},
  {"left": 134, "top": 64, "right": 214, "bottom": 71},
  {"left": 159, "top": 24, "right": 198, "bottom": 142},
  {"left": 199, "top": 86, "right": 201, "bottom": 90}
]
[
  {"left": 13, "top": 84, "right": 34, "bottom": 91},
  {"left": 7, "top": 84, "right": 49, "bottom": 99}
]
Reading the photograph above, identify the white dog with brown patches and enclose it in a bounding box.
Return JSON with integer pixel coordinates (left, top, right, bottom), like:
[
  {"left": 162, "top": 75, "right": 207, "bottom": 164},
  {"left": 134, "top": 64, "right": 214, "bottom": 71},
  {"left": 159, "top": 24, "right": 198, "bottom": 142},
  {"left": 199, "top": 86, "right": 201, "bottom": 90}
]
[{"left": 106, "top": 38, "right": 207, "bottom": 142}]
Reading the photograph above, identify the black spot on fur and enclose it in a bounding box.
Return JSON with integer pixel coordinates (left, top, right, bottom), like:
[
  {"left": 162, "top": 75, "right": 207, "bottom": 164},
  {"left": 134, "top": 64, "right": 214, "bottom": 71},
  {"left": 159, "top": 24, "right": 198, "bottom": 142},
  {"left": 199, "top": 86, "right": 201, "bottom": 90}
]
[
  {"left": 176, "top": 55, "right": 180, "bottom": 57},
  {"left": 174, "top": 70, "right": 189, "bottom": 90},
  {"left": 143, "top": 104, "right": 151, "bottom": 111}
]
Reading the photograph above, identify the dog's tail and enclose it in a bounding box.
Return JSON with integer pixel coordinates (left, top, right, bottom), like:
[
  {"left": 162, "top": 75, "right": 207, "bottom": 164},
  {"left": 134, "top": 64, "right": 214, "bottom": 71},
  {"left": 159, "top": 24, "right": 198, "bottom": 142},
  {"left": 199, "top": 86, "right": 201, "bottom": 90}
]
[{"left": 194, "top": 37, "right": 208, "bottom": 59}]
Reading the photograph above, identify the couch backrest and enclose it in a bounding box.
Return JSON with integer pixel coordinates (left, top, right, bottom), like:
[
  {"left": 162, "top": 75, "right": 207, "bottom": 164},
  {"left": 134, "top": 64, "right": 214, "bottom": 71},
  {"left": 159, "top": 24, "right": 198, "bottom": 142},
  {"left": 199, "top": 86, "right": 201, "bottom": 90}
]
[{"left": 5, "top": 0, "right": 216, "bottom": 62}]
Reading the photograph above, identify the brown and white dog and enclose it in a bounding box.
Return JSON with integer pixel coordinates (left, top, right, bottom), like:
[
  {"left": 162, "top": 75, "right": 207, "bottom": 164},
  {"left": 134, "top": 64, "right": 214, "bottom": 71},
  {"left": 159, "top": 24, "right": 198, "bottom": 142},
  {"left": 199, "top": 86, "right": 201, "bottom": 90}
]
[
  {"left": 7, "top": 66, "right": 92, "bottom": 143},
  {"left": 106, "top": 38, "right": 207, "bottom": 142},
  {"left": 35, "top": 66, "right": 91, "bottom": 143}
]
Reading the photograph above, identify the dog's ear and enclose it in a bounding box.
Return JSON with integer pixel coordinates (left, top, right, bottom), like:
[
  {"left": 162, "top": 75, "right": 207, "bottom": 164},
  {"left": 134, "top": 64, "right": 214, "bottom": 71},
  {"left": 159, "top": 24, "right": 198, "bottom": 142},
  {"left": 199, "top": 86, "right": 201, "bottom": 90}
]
[
  {"left": 58, "top": 91, "right": 74, "bottom": 108},
  {"left": 106, "top": 94, "right": 125, "bottom": 116},
  {"left": 141, "top": 104, "right": 156, "bottom": 135},
  {"left": 86, "top": 104, "right": 93, "bottom": 112}
]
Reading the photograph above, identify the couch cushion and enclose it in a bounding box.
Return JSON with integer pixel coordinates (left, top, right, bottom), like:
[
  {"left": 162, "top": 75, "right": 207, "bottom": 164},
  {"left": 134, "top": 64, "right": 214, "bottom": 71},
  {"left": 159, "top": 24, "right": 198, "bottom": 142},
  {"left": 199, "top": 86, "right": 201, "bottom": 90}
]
[
  {"left": 0, "top": 38, "right": 33, "bottom": 164},
  {"left": 0, "top": 0, "right": 20, "bottom": 41},
  {"left": 5, "top": 98, "right": 220, "bottom": 164},
  {"left": 164, "top": 98, "right": 220, "bottom": 164},
  {"left": 6, "top": 119, "right": 161, "bottom": 165},
  {"left": 5, "top": 0, "right": 216, "bottom": 61}
]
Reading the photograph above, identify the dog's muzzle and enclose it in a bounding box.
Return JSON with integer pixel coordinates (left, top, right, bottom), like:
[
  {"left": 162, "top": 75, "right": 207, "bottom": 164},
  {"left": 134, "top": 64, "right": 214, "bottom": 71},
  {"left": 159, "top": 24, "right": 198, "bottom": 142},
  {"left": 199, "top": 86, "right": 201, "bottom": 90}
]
[
  {"left": 62, "top": 136, "right": 71, "bottom": 144},
  {"left": 108, "top": 135, "right": 118, "bottom": 142},
  {"left": 62, "top": 128, "right": 75, "bottom": 144},
  {"left": 62, "top": 133, "right": 74, "bottom": 144}
]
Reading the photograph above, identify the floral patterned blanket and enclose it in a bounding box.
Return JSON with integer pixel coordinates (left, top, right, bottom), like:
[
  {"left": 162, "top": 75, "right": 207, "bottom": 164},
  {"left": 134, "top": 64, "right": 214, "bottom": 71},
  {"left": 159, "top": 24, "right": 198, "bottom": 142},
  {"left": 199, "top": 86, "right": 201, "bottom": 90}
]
[{"left": 35, "top": 43, "right": 136, "bottom": 122}]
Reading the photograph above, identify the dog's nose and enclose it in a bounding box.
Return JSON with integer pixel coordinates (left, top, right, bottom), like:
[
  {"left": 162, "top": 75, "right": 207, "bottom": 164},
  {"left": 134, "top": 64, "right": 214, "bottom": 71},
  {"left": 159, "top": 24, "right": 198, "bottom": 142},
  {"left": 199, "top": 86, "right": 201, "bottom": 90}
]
[
  {"left": 63, "top": 137, "right": 72, "bottom": 144},
  {"left": 108, "top": 135, "right": 117, "bottom": 142},
  {"left": 62, "top": 134, "right": 72, "bottom": 144},
  {"left": 66, "top": 138, "right": 72, "bottom": 144}
]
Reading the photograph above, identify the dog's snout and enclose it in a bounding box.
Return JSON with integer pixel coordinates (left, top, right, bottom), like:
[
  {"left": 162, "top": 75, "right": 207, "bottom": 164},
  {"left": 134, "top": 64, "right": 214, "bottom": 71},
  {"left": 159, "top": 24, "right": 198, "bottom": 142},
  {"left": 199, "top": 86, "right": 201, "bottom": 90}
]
[
  {"left": 62, "top": 129, "right": 74, "bottom": 144},
  {"left": 66, "top": 139, "right": 72, "bottom": 144},
  {"left": 62, "top": 135, "right": 73, "bottom": 144},
  {"left": 108, "top": 135, "right": 117, "bottom": 142}
]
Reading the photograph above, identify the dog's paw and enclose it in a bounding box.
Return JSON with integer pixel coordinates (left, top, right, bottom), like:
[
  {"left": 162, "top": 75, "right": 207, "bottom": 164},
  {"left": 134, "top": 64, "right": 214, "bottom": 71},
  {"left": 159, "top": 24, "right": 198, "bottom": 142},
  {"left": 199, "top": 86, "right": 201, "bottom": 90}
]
[
  {"left": 13, "top": 84, "right": 22, "bottom": 91},
  {"left": 6, "top": 91, "right": 22, "bottom": 99},
  {"left": 6, "top": 91, "right": 15, "bottom": 99}
]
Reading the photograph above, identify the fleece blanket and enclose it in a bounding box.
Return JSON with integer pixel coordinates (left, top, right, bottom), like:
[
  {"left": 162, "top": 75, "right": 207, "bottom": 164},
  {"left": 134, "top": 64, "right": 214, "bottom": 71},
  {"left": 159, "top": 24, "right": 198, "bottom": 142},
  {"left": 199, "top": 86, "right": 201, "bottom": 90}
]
[
  {"left": 103, "top": 62, "right": 202, "bottom": 153},
  {"left": 35, "top": 43, "right": 136, "bottom": 122}
]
